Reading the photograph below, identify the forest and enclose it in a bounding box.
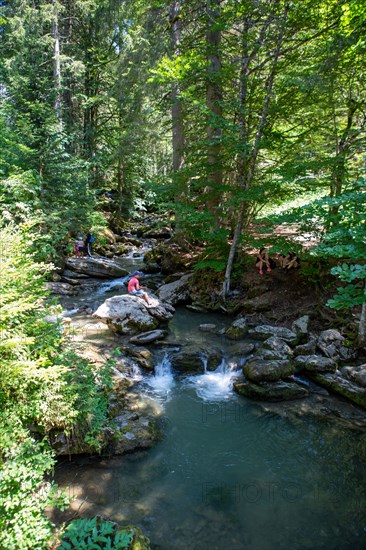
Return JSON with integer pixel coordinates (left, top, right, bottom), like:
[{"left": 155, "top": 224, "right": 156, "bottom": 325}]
[{"left": 0, "top": 0, "right": 366, "bottom": 548}]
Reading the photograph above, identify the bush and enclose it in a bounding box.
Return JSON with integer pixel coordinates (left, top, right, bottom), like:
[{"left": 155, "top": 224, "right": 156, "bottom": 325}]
[{"left": 0, "top": 221, "right": 112, "bottom": 548}]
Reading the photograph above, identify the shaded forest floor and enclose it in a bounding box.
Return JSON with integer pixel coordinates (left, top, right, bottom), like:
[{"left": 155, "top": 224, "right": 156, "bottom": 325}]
[{"left": 126, "top": 218, "right": 358, "bottom": 340}]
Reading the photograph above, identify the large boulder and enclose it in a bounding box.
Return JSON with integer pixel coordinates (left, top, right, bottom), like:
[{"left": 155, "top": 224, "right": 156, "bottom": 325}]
[
  {"left": 234, "top": 380, "right": 309, "bottom": 402},
  {"left": 65, "top": 257, "right": 129, "bottom": 278},
  {"left": 158, "top": 273, "right": 193, "bottom": 304},
  {"left": 93, "top": 295, "right": 174, "bottom": 335},
  {"left": 243, "top": 358, "right": 294, "bottom": 383}
]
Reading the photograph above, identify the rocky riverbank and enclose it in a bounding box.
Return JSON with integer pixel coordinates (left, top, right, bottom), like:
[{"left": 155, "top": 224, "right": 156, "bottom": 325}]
[{"left": 45, "top": 223, "right": 366, "bottom": 457}]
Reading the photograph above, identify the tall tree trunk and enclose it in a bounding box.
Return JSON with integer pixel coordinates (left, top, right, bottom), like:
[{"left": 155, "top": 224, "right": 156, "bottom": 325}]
[
  {"left": 206, "top": 0, "right": 222, "bottom": 218},
  {"left": 222, "top": 5, "right": 289, "bottom": 299},
  {"left": 117, "top": 157, "right": 123, "bottom": 217},
  {"left": 170, "top": 0, "right": 185, "bottom": 174},
  {"left": 52, "top": 0, "right": 62, "bottom": 130},
  {"left": 329, "top": 100, "right": 357, "bottom": 223}
]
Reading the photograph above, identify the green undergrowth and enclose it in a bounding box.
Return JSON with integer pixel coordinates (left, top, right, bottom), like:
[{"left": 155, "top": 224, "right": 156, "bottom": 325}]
[{"left": 0, "top": 222, "right": 113, "bottom": 549}]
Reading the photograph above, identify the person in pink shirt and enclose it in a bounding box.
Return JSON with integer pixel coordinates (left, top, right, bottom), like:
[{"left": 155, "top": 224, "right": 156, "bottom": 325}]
[{"left": 127, "top": 271, "right": 152, "bottom": 305}]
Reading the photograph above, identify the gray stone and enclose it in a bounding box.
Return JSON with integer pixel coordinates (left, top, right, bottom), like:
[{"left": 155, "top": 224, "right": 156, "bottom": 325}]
[
  {"left": 199, "top": 324, "right": 218, "bottom": 333},
  {"left": 45, "top": 282, "right": 78, "bottom": 295},
  {"left": 308, "top": 372, "right": 366, "bottom": 409},
  {"left": 225, "top": 317, "right": 249, "bottom": 340},
  {"left": 248, "top": 325, "right": 297, "bottom": 344},
  {"left": 294, "top": 354, "right": 337, "bottom": 373},
  {"left": 293, "top": 336, "right": 316, "bottom": 356},
  {"left": 65, "top": 257, "right": 129, "bottom": 279},
  {"left": 113, "top": 412, "right": 160, "bottom": 454},
  {"left": 158, "top": 273, "right": 193, "bottom": 304},
  {"left": 258, "top": 336, "right": 293, "bottom": 360},
  {"left": 171, "top": 347, "right": 222, "bottom": 373},
  {"left": 316, "top": 330, "right": 356, "bottom": 361},
  {"left": 148, "top": 302, "right": 175, "bottom": 323},
  {"left": 229, "top": 343, "right": 256, "bottom": 356},
  {"left": 291, "top": 315, "right": 310, "bottom": 343},
  {"left": 129, "top": 330, "right": 168, "bottom": 345},
  {"left": 144, "top": 262, "right": 161, "bottom": 274},
  {"left": 342, "top": 365, "right": 366, "bottom": 388},
  {"left": 234, "top": 380, "right": 309, "bottom": 402},
  {"left": 62, "top": 269, "right": 89, "bottom": 279},
  {"left": 93, "top": 295, "right": 174, "bottom": 335},
  {"left": 121, "top": 345, "right": 154, "bottom": 370},
  {"left": 244, "top": 359, "right": 294, "bottom": 383},
  {"left": 318, "top": 328, "right": 345, "bottom": 344},
  {"left": 60, "top": 276, "right": 81, "bottom": 286}
]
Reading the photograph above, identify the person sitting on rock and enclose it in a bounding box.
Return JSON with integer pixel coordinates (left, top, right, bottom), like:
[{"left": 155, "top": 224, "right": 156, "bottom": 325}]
[
  {"left": 256, "top": 248, "right": 274, "bottom": 275},
  {"left": 282, "top": 252, "right": 300, "bottom": 270},
  {"left": 127, "top": 271, "right": 152, "bottom": 305}
]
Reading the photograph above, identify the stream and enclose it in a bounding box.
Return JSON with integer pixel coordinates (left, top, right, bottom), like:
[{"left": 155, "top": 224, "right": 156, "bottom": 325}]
[{"left": 50, "top": 254, "right": 366, "bottom": 550}]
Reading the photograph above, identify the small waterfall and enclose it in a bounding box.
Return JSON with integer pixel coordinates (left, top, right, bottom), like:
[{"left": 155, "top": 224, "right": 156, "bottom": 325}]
[
  {"left": 145, "top": 354, "right": 175, "bottom": 399},
  {"left": 200, "top": 354, "right": 208, "bottom": 374},
  {"left": 61, "top": 308, "right": 79, "bottom": 317},
  {"left": 112, "top": 362, "right": 143, "bottom": 382},
  {"left": 185, "top": 359, "right": 241, "bottom": 401},
  {"left": 96, "top": 275, "right": 129, "bottom": 295}
]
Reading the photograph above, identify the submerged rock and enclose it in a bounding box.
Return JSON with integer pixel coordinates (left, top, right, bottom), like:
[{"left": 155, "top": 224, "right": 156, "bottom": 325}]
[{"left": 199, "top": 323, "right": 218, "bottom": 333}]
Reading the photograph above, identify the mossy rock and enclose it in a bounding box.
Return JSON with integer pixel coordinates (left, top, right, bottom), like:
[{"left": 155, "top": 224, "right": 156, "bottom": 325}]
[
  {"left": 234, "top": 380, "right": 309, "bottom": 401},
  {"left": 144, "top": 243, "right": 188, "bottom": 274},
  {"left": 244, "top": 359, "right": 294, "bottom": 383},
  {"left": 308, "top": 372, "right": 366, "bottom": 409}
]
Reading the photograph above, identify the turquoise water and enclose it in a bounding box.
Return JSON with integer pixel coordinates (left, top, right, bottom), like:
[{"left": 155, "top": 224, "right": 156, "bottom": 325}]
[{"left": 52, "top": 301, "right": 366, "bottom": 549}]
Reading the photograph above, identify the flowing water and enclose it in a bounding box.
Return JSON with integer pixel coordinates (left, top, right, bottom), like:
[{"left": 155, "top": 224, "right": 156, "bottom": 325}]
[{"left": 51, "top": 262, "right": 366, "bottom": 550}]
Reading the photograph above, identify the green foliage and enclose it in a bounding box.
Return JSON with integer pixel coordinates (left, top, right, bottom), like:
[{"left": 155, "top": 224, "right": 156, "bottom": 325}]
[
  {"left": 0, "top": 221, "right": 113, "bottom": 548},
  {"left": 59, "top": 517, "right": 134, "bottom": 550},
  {"left": 0, "top": 419, "right": 68, "bottom": 550}
]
